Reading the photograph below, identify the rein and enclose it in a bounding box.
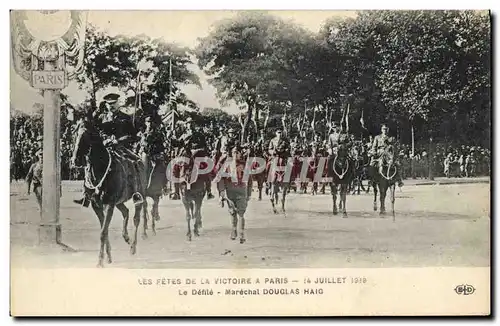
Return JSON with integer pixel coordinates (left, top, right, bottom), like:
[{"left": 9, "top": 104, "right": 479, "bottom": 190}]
[
  {"left": 332, "top": 153, "right": 350, "bottom": 180},
  {"left": 380, "top": 163, "right": 397, "bottom": 181},
  {"left": 84, "top": 149, "right": 113, "bottom": 195},
  {"left": 379, "top": 149, "right": 397, "bottom": 181}
]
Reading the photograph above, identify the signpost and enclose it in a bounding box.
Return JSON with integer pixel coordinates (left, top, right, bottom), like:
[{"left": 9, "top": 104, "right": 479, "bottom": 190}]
[{"left": 11, "top": 10, "right": 88, "bottom": 246}]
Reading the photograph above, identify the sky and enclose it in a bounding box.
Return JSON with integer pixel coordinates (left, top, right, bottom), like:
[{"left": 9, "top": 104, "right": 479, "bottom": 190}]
[{"left": 10, "top": 10, "right": 356, "bottom": 115}]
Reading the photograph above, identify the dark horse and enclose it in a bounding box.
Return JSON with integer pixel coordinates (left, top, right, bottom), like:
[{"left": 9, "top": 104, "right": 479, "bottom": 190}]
[
  {"left": 370, "top": 143, "right": 398, "bottom": 220},
  {"left": 175, "top": 151, "right": 209, "bottom": 241},
  {"left": 267, "top": 151, "right": 293, "bottom": 215},
  {"left": 349, "top": 141, "right": 370, "bottom": 195},
  {"left": 71, "top": 118, "right": 148, "bottom": 267},
  {"left": 245, "top": 143, "right": 267, "bottom": 201},
  {"left": 327, "top": 135, "right": 356, "bottom": 217},
  {"left": 216, "top": 145, "right": 250, "bottom": 244}
]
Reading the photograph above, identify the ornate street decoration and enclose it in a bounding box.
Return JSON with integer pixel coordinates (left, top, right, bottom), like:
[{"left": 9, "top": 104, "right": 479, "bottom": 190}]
[{"left": 11, "top": 10, "right": 88, "bottom": 89}]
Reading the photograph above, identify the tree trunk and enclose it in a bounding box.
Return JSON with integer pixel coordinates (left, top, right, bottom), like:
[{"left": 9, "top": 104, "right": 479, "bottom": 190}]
[
  {"left": 411, "top": 120, "right": 415, "bottom": 179},
  {"left": 254, "top": 104, "right": 260, "bottom": 141},
  {"left": 90, "top": 73, "right": 97, "bottom": 110}
]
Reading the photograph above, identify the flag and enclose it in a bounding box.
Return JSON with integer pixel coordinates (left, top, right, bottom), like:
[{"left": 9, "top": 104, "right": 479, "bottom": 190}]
[
  {"left": 162, "top": 109, "right": 179, "bottom": 129},
  {"left": 345, "top": 103, "right": 350, "bottom": 133},
  {"left": 66, "top": 107, "right": 74, "bottom": 121},
  {"left": 360, "top": 108, "right": 365, "bottom": 129}
]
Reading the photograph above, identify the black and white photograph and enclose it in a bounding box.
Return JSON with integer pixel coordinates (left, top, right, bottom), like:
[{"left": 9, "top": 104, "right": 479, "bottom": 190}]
[{"left": 9, "top": 9, "right": 491, "bottom": 316}]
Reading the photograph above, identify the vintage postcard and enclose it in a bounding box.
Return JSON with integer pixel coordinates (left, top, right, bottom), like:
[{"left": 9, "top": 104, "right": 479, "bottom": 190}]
[{"left": 10, "top": 9, "right": 491, "bottom": 316}]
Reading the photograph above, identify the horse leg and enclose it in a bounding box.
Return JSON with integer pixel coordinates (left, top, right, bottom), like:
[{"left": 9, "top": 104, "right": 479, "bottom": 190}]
[
  {"left": 390, "top": 184, "right": 396, "bottom": 221},
  {"left": 373, "top": 182, "right": 378, "bottom": 211},
  {"left": 258, "top": 179, "right": 263, "bottom": 201},
  {"left": 151, "top": 195, "right": 160, "bottom": 221},
  {"left": 101, "top": 204, "right": 114, "bottom": 265},
  {"left": 379, "top": 184, "right": 387, "bottom": 216},
  {"left": 230, "top": 210, "right": 238, "bottom": 240},
  {"left": 281, "top": 185, "right": 287, "bottom": 215},
  {"left": 238, "top": 212, "right": 246, "bottom": 244},
  {"left": 312, "top": 181, "right": 317, "bottom": 195},
  {"left": 341, "top": 184, "right": 348, "bottom": 218},
  {"left": 182, "top": 196, "right": 193, "bottom": 241},
  {"left": 270, "top": 183, "right": 278, "bottom": 214},
  {"left": 142, "top": 198, "right": 150, "bottom": 239},
  {"left": 91, "top": 202, "right": 106, "bottom": 267},
  {"left": 149, "top": 195, "right": 159, "bottom": 235},
  {"left": 130, "top": 202, "right": 142, "bottom": 255},
  {"left": 116, "top": 203, "right": 130, "bottom": 244},
  {"left": 331, "top": 183, "right": 338, "bottom": 215},
  {"left": 194, "top": 197, "right": 203, "bottom": 237},
  {"left": 320, "top": 182, "right": 326, "bottom": 194}
]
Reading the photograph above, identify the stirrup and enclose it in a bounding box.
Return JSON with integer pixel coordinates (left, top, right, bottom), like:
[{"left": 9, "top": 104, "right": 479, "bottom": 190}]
[{"left": 132, "top": 192, "right": 144, "bottom": 204}]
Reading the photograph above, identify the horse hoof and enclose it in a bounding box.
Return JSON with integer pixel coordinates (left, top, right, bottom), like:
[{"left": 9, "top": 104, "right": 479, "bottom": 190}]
[
  {"left": 230, "top": 231, "right": 237, "bottom": 240},
  {"left": 107, "top": 257, "right": 112, "bottom": 264},
  {"left": 273, "top": 209, "right": 278, "bottom": 214},
  {"left": 333, "top": 210, "right": 338, "bottom": 216},
  {"left": 373, "top": 206, "right": 377, "bottom": 212},
  {"left": 342, "top": 213, "right": 348, "bottom": 218},
  {"left": 96, "top": 262, "right": 104, "bottom": 268},
  {"left": 380, "top": 211, "right": 386, "bottom": 217},
  {"left": 154, "top": 215, "right": 160, "bottom": 221},
  {"left": 130, "top": 246, "right": 136, "bottom": 255},
  {"left": 194, "top": 230, "right": 200, "bottom": 237},
  {"left": 142, "top": 233, "right": 148, "bottom": 240},
  {"left": 152, "top": 229, "right": 156, "bottom": 236},
  {"left": 123, "top": 235, "right": 130, "bottom": 244},
  {"left": 258, "top": 198, "right": 262, "bottom": 201},
  {"left": 187, "top": 234, "right": 192, "bottom": 241},
  {"left": 240, "top": 238, "right": 246, "bottom": 244}
]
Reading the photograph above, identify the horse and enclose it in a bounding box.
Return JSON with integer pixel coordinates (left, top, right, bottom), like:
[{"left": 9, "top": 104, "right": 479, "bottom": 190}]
[
  {"left": 246, "top": 143, "right": 267, "bottom": 201},
  {"left": 176, "top": 150, "right": 209, "bottom": 241},
  {"left": 71, "top": 118, "right": 147, "bottom": 267},
  {"left": 369, "top": 143, "right": 399, "bottom": 219},
  {"left": 139, "top": 149, "right": 168, "bottom": 232},
  {"left": 217, "top": 146, "right": 250, "bottom": 244},
  {"left": 349, "top": 141, "right": 370, "bottom": 195},
  {"left": 267, "top": 150, "right": 293, "bottom": 215},
  {"left": 327, "top": 135, "right": 356, "bottom": 217}
]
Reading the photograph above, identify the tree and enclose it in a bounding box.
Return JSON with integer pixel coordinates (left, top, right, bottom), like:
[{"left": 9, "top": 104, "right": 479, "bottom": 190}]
[
  {"left": 196, "top": 12, "right": 322, "bottom": 142},
  {"left": 78, "top": 25, "right": 201, "bottom": 121}
]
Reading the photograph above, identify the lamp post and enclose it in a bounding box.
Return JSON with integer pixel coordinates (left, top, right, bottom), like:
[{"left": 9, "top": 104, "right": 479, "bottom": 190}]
[{"left": 11, "top": 10, "right": 88, "bottom": 246}]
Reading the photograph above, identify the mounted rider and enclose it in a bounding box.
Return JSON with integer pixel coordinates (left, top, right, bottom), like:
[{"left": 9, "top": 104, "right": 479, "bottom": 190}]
[
  {"left": 214, "top": 127, "right": 239, "bottom": 167},
  {"left": 268, "top": 128, "right": 290, "bottom": 158},
  {"left": 327, "top": 122, "right": 342, "bottom": 155},
  {"left": 73, "top": 92, "right": 144, "bottom": 206},
  {"left": 178, "top": 117, "right": 214, "bottom": 200},
  {"left": 138, "top": 112, "right": 167, "bottom": 189},
  {"left": 369, "top": 124, "right": 404, "bottom": 187}
]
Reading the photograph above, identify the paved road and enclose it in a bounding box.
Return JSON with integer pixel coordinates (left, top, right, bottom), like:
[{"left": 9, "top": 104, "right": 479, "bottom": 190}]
[{"left": 10, "top": 180, "right": 490, "bottom": 269}]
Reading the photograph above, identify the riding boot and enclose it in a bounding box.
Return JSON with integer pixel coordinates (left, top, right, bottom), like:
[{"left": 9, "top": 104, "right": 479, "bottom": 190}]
[{"left": 73, "top": 192, "right": 90, "bottom": 207}]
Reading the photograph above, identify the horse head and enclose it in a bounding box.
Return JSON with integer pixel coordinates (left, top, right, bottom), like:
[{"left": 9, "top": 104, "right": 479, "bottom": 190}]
[
  {"left": 378, "top": 141, "right": 398, "bottom": 181},
  {"left": 71, "top": 118, "right": 103, "bottom": 168},
  {"left": 380, "top": 142, "right": 396, "bottom": 166}
]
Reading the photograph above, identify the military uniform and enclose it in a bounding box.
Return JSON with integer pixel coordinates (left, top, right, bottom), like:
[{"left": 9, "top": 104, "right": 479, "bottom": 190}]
[
  {"left": 74, "top": 93, "right": 144, "bottom": 206},
  {"left": 180, "top": 125, "right": 214, "bottom": 199},
  {"left": 370, "top": 134, "right": 391, "bottom": 165},
  {"left": 268, "top": 135, "right": 290, "bottom": 157},
  {"left": 370, "top": 130, "right": 403, "bottom": 186},
  {"left": 327, "top": 130, "right": 341, "bottom": 155},
  {"left": 26, "top": 151, "right": 43, "bottom": 211}
]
